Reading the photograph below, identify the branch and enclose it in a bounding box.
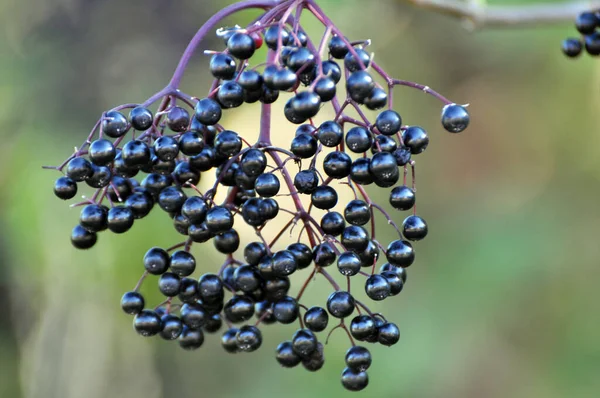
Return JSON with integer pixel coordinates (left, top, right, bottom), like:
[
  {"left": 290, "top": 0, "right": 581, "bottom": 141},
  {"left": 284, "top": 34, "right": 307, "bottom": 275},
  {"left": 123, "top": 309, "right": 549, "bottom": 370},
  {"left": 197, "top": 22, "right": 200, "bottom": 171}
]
[{"left": 404, "top": 0, "right": 600, "bottom": 28}]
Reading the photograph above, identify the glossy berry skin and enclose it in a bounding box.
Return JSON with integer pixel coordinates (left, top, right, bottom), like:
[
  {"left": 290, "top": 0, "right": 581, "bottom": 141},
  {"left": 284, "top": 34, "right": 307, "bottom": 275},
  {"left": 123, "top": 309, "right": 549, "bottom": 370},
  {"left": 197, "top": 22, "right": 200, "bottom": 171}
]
[
  {"left": 54, "top": 176, "right": 77, "bottom": 200},
  {"left": 241, "top": 148, "right": 267, "bottom": 177},
  {"left": 345, "top": 127, "right": 373, "bottom": 153},
  {"left": 102, "top": 111, "right": 129, "bottom": 138},
  {"left": 441, "top": 104, "right": 470, "bottom": 133},
  {"left": 210, "top": 53, "right": 237, "bottom": 79},
  {"left": 364, "top": 87, "right": 388, "bottom": 110},
  {"left": 166, "top": 107, "right": 190, "bottom": 132},
  {"left": 285, "top": 243, "right": 312, "bottom": 270},
  {"left": 584, "top": 32, "right": 600, "bottom": 55},
  {"left": 292, "top": 329, "right": 318, "bottom": 358},
  {"left": 304, "top": 306, "right": 329, "bottom": 332},
  {"left": 337, "top": 252, "right": 362, "bottom": 276},
  {"left": 198, "top": 273, "right": 224, "bottom": 304},
  {"left": 315, "top": 76, "right": 336, "bottom": 101},
  {"left": 291, "top": 133, "right": 318, "bottom": 158},
  {"left": 365, "top": 274, "right": 391, "bottom": 301},
  {"left": 403, "top": 215, "right": 428, "bottom": 241},
  {"left": 378, "top": 322, "right": 400, "bottom": 346},
  {"left": 133, "top": 310, "right": 162, "bottom": 337},
  {"left": 214, "top": 130, "right": 242, "bottom": 157},
  {"left": 402, "top": 126, "right": 429, "bottom": 154},
  {"left": 345, "top": 346, "right": 372, "bottom": 372},
  {"left": 122, "top": 140, "right": 151, "bottom": 167},
  {"left": 386, "top": 240, "right": 415, "bottom": 267},
  {"left": 233, "top": 265, "right": 261, "bottom": 292},
  {"left": 205, "top": 206, "right": 234, "bottom": 234},
  {"left": 344, "top": 48, "right": 371, "bottom": 72},
  {"left": 317, "top": 121, "right": 343, "bottom": 147},
  {"left": 224, "top": 295, "right": 255, "bottom": 323},
  {"left": 244, "top": 241, "right": 267, "bottom": 266},
  {"left": 313, "top": 243, "right": 336, "bottom": 267},
  {"left": 323, "top": 151, "right": 352, "bottom": 179},
  {"left": 144, "top": 247, "right": 170, "bottom": 275},
  {"left": 562, "top": 38, "right": 583, "bottom": 58},
  {"left": 218, "top": 81, "right": 244, "bottom": 108},
  {"left": 302, "top": 342, "right": 325, "bottom": 372},
  {"left": 390, "top": 186, "right": 415, "bottom": 210},
  {"left": 254, "top": 173, "right": 280, "bottom": 197},
  {"left": 350, "top": 158, "right": 374, "bottom": 185},
  {"left": 178, "top": 132, "right": 204, "bottom": 156},
  {"left": 375, "top": 110, "right": 402, "bottom": 136},
  {"left": 170, "top": 250, "right": 196, "bottom": 276},
  {"left": 227, "top": 32, "right": 256, "bottom": 59},
  {"left": 344, "top": 200, "right": 371, "bottom": 226},
  {"left": 120, "top": 291, "right": 145, "bottom": 315},
  {"left": 179, "top": 326, "right": 205, "bottom": 350},
  {"left": 236, "top": 325, "right": 262, "bottom": 352},
  {"left": 350, "top": 315, "right": 377, "bottom": 341},
  {"left": 341, "top": 368, "right": 369, "bottom": 391},
  {"left": 66, "top": 157, "right": 94, "bottom": 182},
  {"left": 129, "top": 106, "right": 153, "bottom": 131},
  {"left": 372, "top": 135, "right": 397, "bottom": 154},
  {"left": 311, "top": 186, "right": 338, "bottom": 210},
  {"left": 80, "top": 204, "right": 108, "bottom": 232},
  {"left": 322, "top": 60, "right": 342, "bottom": 83},
  {"left": 194, "top": 98, "right": 222, "bottom": 126},
  {"left": 346, "top": 70, "right": 375, "bottom": 103},
  {"left": 71, "top": 225, "right": 97, "bottom": 249},
  {"left": 214, "top": 229, "right": 240, "bottom": 254},
  {"left": 273, "top": 296, "right": 299, "bottom": 324},
  {"left": 158, "top": 272, "right": 181, "bottom": 297},
  {"left": 294, "top": 169, "right": 319, "bottom": 194},
  {"left": 358, "top": 240, "right": 379, "bottom": 267},
  {"left": 381, "top": 271, "right": 404, "bottom": 296},
  {"left": 369, "top": 152, "right": 399, "bottom": 187},
  {"left": 329, "top": 35, "right": 349, "bottom": 58},
  {"left": 321, "top": 211, "right": 346, "bottom": 236},
  {"left": 380, "top": 263, "right": 407, "bottom": 283},
  {"left": 89, "top": 139, "right": 116, "bottom": 166},
  {"left": 182, "top": 196, "right": 208, "bottom": 224},
  {"left": 341, "top": 225, "right": 369, "bottom": 253},
  {"left": 326, "top": 291, "right": 355, "bottom": 319},
  {"left": 221, "top": 328, "right": 240, "bottom": 353},
  {"left": 107, "top": 206, "right": 134, "bottom": 233},
  {"left": 276, "top": 341, "right": 302, "bottom": 367},
  {"left": 159, "top": 315, "right": 183, "bottom": 340},
  {"left": 575, "top": 11, "right": 599, "bottom": 34}
]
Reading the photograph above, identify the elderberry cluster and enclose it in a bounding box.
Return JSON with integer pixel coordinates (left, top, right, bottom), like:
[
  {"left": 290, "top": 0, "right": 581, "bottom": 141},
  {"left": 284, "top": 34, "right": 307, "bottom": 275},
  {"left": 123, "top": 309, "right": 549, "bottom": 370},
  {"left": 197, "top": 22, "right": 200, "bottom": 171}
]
[
  {"left": 47, "top": 0, "right": 470, "bottom": 392},
  {"left": 562, "top": 10, "right": 600, "bottom": 57}
]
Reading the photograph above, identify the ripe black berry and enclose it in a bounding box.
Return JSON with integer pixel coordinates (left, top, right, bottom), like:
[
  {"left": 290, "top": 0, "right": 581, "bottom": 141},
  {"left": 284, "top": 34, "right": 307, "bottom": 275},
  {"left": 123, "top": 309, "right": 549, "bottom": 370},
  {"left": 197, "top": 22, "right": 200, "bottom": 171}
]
[
  {"left": 170, "top": 250, "right": 196, "bottom": 276},
  {"left": 390, "top": 186, "right": 415, "bottom": 210},
  {"left": 121, "top": 291, "right": 144, "bottom": 314},
  {"left": 365, "top": 274, "right": 391, "bottom": 301},
  {"left": 344, "top": 200, "right": 371, "bottom": 226},
  {"left": 129, "top": 106, "right": 153, "bottom": 131},
  {"left": 323, "top": 151, "right": 352, "bottom": 179},
  {"left": 66, "top": 157, "right": 94, "bottom": 182},
  {"left": 89, "top": 139, "right": 116, "bottom": 166},
  {"left": 292, "top": 329, "right": 318, "bottom": 357},
  {"left": 337, "top": 251, "right": 362, "bottom": 276},
  {"left": 313, "top": 242, "right": 336, "bottom": 267},
  {"left": 402, "top": 215, "right": 428, "bottom": 241},
  {"left": 179, "top": 326, "right": 205, "bottom": 350},
  {"left": 341, "top": 367, "right": 369, "bottom": 391},
  {"left": 345, "top": 126, "right": 373, "bottom": 153},
  {"left": 102, "top": 111, "right": 129, "bottom": 138},
  {"left": 276, "top": 341, "right": 302, "bottom": 367},
  {"left": 575, "top": 11, "right": 599, "bottom": 34},
  {"left": 54, "top": 176, "right": 77, "bottom": 200},
  {"left": 304, "top": 306, "right": 329, "bottom": 332},
  {"left": 378, "top": 322, "right": 400, "bottom": 346},
  {"left": 317, "top": 121, "right": 343, "bottom": 147},
  {"left": 291, "top": 133, "right": 318, "bottom": 158},
  {"left": 273, "top": 296, "right": 299, "bottom": 324},
  {"left": 227, "top": 32, "right": 256, "bottom": 59},
  {"left": 159, "top": 272, "right": 182, "bottom": 297},
  {"left": 381, "top": 271, "right": 403, "bottom": 296},
  {"left": 326, "top": 291, "right": 355, "bottom": 318},
  {"left": 321, "top": 211, "right": 346, "bottom": 236},
  {"left": 350, "top": 315, "right": 376, "bottom": 341},
  {"left": 402, "top": 126, "right": 429, "bottom": 154},
  {"left": 217, "top": 80, "right": 245, "bottom": 108},
  {"left": 224, "top": 295, "right": 255, "bottom": 323},
  {"left": 562, "top": 38, "right": 583, "bottom": 58},
  {"left": 441, "top": 104, "right": 470, "bottom": 133},
  {"left": 311, "top": 185, "right": 338, "bottom": 209},
  {"left": 205, "top": 206, "right": 234, "bottom": 234},
  {"left": 80, "top": 204, "right": 108, "bottom": 232},
  {"left": 210, "top": 53, "right": 237, "bottom": 79},
  {"left": 194, "top": 98, "right": 222, "bottom": 126},
  {"left": 294, "top": 169, "right": 319, "bottom": 194},
  {"left": 341, "top": 225, "right": 369, "bottom": 252},
  {"left": 236, "top": 325, "right": 262, "bottom": 352},
  {"left": 344, "top": 48, "right": 371, "bottom": 72},
  {"left": 160, "top": 314, "right": 183, "bottom": 340},
  {"left": 221, "top": 328, "right": 240, "bottom": 353},
  {"left": 386, "top": 240, "right": 415, "bottom": 267},
  {"left": 144, "top": 247, "right": 170, "bottom": 275},
  {"left": 133, "top": 309, "right": 162, "bottom": 337},
  {"left": 107, "top": 206, "right": 134, "bottom": 233},
  {"left": 214, "top": 229, "right": 240, "bottom": 254},
  {"left": 345, "top": 346, "right": 372, "bottom": 372},
  {"left": 329, "top": 35, "right": 349, "bottom": 58},
  {"left": 375, "top": 110, "right": 402, "bottom": 136}
]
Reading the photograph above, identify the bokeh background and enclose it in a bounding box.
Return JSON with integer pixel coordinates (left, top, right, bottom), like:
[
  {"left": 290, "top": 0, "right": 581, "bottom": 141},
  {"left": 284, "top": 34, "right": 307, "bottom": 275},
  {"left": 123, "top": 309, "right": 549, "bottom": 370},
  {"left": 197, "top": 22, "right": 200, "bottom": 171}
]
[{"left": 1, "top": 0, "right": 599, "bottom": 397}]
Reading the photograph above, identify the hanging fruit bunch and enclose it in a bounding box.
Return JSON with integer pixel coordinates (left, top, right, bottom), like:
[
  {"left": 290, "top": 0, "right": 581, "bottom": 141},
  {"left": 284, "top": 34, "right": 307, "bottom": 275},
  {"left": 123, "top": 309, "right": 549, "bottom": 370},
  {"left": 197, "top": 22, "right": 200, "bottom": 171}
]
[{"left": 46, "top": 0, "right": 470, "bottom": 392}]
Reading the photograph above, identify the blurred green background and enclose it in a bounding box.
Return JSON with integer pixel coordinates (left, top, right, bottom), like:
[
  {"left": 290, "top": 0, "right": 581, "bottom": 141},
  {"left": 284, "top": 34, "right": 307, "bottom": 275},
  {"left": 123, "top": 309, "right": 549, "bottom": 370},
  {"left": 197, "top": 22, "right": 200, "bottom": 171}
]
[{"left": 1, "top": 0, "right": 599, "bottom": 397}]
